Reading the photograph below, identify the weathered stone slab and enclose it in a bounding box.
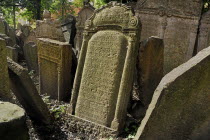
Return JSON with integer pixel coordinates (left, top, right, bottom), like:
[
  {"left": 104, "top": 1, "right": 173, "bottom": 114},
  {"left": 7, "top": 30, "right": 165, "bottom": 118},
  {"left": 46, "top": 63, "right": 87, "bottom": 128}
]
[
  {"left": 75, "top": 3, "right": 94, "bottom": 55},
  {"left": 61, "top": 14, "right": 76, "bottom": 45},
  {"left": 6, "top": 46, "right": 18, "bottom": 62},
  {"left": 37, "top": 38, "right": 72, "bottom": 101},
  {"left": 23, "top": 42, "right": 38, "bottom": 73},
  {"left": 69, "top": 2, "right": 140, "bottom": 136},
  {"left": 0, "top": 101, "right": 29, "bottom": 140},
  {"left": 0, "top": 38, "right": 12, "bottom": 101},
  {"left": 36, "top": 11, "right": 65, "bottom": 42},
  {"left": 197, "top": 10, "right": 210, "bottom": 53},
  {"left": 135, "top": 0, "right": 203, "bottom": 74},
  {"left": 0, "top": 18, "right": 16, "bottom": 47},
  {"left": 7, "top": 58, "right": 52, "bottom": 124},
  {"left": 134, "top": 46, "right": 210, "bottom": 140},
  {"left": 131, "top": 36, "right": 164, "bottom": 119}
]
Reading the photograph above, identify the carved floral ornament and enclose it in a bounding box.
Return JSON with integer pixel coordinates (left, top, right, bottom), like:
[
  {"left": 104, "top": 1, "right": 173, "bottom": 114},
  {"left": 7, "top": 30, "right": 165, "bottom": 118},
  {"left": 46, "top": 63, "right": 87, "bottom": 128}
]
[{"left": 84, "top": 1, "right": 139, "bottom": 30}]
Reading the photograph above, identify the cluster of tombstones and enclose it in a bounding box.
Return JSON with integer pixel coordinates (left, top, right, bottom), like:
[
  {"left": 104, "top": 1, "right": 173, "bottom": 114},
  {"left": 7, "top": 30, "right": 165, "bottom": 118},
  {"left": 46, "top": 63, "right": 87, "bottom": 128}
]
[{"left": 0, "top": 0, "right": 210, "bottom": 139}]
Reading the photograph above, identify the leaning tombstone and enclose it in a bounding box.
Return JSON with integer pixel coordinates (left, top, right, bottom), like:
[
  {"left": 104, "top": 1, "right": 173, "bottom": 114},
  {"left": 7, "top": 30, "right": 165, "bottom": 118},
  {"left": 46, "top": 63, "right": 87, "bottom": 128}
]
[
  {"left": 197, "top": 10, "right": 210, "bottom": 53},
  {"left": 75, "top": 2, "right": 95, "bottom": 55},
  {"left": 37, "top": 38, "right": 72, "bottom": 101},
  {"left": 6, "top": 46, "right": 18, "bottom": 62},
  {"left": 7, "top": 58, "right": 52, "bottom": 124},
  {"left": 0, "top": 38, "right": 12, "bottom": 101},
  {"left": 135, "top": 0, "right": 203, "bottom": 74},
  {"left": 61, "top": 14, "right": 76, "bottom": 45},
  {"left": 23, "top": 42, "right": 38, "bottom": 73},
  {"left": 0, "top": 101, "right": 29, "bottom": 140},
  {"left": 68, "top": 2, "right": 140, "bottom": 138},
  {"left": 131, "top": 36, "right": 164, "bottom": 119},
  {"left": 134, "top": 46, "right": 210, "bottom": 140}
]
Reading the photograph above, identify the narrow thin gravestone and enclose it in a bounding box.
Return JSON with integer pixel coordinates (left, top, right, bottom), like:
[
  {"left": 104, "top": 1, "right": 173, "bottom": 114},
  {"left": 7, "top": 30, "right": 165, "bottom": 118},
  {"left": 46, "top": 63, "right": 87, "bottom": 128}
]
[
  {"left": 135, "top": 0, "right": 203, "bottom": 74},
  {"left": 37, "top": 38, "right": 72, "bottom": 101},
  {"left": 68, "top": 2, "right": 140, "bottom": 138},
  {"left": 131, "top": 36, "right": 164, "bottom": 119},
  {"left": 0, "top": 38, "right": 12, "bottom": 101},
  {"left": 6, "top": 46, "right": 18, "bottom": 62},
  {"left": 75, "top": 2, "right": 95, "bottom": 55},
  {"left": 134, "top": 46, "right": 210, "bottom": 140},
  {"left": 61, "top": 14, "right": 76, "bottom": 45},
  {"left": 197, "top": 10, "right": 210, "bottom": 53},
  {"left": 7, "top": 58, "right": 52, "bottom": 124},
  {"left": 23, "top": 42, "right": 38, "bottom": 73}
]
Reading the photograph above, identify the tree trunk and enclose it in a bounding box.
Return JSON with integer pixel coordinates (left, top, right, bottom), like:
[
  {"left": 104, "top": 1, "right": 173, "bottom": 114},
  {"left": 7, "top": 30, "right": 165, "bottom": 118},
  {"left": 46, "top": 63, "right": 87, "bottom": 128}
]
[{"left": 36, "top": 0, "right": 41, "bottom": 20}]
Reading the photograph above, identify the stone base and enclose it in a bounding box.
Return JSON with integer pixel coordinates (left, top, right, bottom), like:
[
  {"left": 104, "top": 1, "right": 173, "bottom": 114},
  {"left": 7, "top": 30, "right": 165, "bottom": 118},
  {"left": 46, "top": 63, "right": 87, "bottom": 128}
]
[{"left": 68, "top": 115, "right": 118, "bottom": 139}]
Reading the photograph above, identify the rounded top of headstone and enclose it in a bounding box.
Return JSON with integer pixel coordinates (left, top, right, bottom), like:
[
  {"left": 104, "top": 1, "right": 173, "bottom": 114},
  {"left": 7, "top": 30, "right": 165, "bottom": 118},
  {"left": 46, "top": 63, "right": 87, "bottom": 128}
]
[
  {"left": 0, "top": 101, "right": 25, "bottom": 122},
  {"left": 43, "top": 10, "right": 51, "bottom": 19}
]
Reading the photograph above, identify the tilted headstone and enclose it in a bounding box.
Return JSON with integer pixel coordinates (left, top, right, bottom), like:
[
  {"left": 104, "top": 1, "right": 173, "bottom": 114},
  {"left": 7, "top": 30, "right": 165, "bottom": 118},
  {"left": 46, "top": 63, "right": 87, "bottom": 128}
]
[
  {"left": 36, "top": 11, "right": 65, "bottom": 42},
  {"left": 0, "top": 38, "right": 12, "bottom": 101},
  {"left": 7, "top": 58, "right": 52, "bottom": 124},
  {"left": 134, "top": 46, "right": 210, "bottom": 140},
  {"left": 37, "top": 38, "right": 72, "bottom": 101},
  {"left": 61, "top": 14, "right": 76, "bottom": 45},
  {"left": 75, "top": 3, "right": 94, "bottom": 55},
  {"left": 6, "top": 46, "right": 18, "bottom": 62},
  {"left": 131, "top": 37, "right": 164, "bottom": 120},
  {"left": 23, "top": 42, "right": 38, "bottom": 73},
  {"left": 0, "top": 18, "right": 17, "bottom": 47},
  {"left": 135, "top": 0, "right": 203, "bottom": 74},
  {"left": 0, "top": 101, "right": 29, "bottom": 140},
  {"left": 24, "top": 30, "right": 36, "bottom": 45},
  {"left": 69, "top": 2, "right": 140, "bottom": 137},
  {"left": 197, "top": 10, "right": 210, "bottom": 53}
]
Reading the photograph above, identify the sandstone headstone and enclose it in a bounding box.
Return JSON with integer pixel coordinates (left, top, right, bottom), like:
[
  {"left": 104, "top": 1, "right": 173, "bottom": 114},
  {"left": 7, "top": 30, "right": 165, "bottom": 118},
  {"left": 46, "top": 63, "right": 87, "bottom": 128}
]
[
  {"left": 69, "top": 2, "right": 140, "bottom": 137},
  {"left": 61, "top": 14, "right": 76, "bottom": 45},
  {"left": 37, "top": 38, "right": 72, "bottom": 101},
  {"left": 23, "top": 42, "right": 38, "bottom": 73},
  {"left": 25, "top": 30, "right": 36, "bottom": 45},
  {"left": 36, "top": 11, "right": 65, "bottom": 42},
  {"left": 131, "top": 36, "right": 164, "bottom": 119},
  {"left": 0, "top": 18, "right": 16, "bottom": 47},
  {"left": 75, "top": 3, "right": 94, "bottom": 55},
  {"left": 6, "top": 46, "right": 18, "bottom": 62},
  {"left": 0, "top": 38, "right": 12, "bottom": 101},
  {"left": 7, "top": 58, "right": 52, "bottom": 124},
  {"left": 135, "top": 0, "right": 203, "bottom": 74},
  {"left": 134, "top": 46, "right": 210, "bottom": 140},
  {"left": 197, "top": 10, "right": 210, "bottom": 53},
  {"left": 0, "top": 101, "right": 29, "bottom": 140}
]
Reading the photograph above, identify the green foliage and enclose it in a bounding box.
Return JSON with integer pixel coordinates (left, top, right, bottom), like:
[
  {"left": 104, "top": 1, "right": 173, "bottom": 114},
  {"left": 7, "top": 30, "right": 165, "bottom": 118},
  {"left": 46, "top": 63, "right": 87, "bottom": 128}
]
[{"left": 50, "top": 105, "right": 66, "bottom": 119}]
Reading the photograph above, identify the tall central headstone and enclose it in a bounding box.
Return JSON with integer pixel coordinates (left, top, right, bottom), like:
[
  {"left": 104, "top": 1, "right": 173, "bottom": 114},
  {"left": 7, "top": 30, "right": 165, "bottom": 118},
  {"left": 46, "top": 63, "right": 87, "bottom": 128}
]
[
  {"left": 68, "top": 2, "right": 140, "bottom": 138},
  {"left": 135, "top": 0, "right": 203, "bottom": 74}
]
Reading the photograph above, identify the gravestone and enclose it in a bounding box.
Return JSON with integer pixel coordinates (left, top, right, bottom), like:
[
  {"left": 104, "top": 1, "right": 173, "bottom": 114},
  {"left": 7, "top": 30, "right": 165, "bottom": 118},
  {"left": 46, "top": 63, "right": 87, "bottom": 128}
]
[
  {"left": 0, "top": 18, "right": 16, "bottom": 47},
  {"left": 37, "top": 38, "right": 72, "bottom": 101},
  {"left": 6, "top": 46, "right": 18, "bottom": 62},
  {"left": 0, "top": 101, "right": 29, "bottom": 140},
  {"left": 75, "top": 2, "right": 95, "bottom": 55},
  {"left": 197, "top": 10, "right": 210, "bottom": 53},
  {"left": 23, "top": 42, "right": 38, "bottom": 73},
  {"left": 7, "top": 58, "right": 52, "bottom": 124},
  {"left": 134, "top": 46, "right": 210, "bottom": 140},
  {"left": 36, "top": 11, "right": 65, "bottom": 42},
  {"left": 69, "top": 2, "right": 140, "bottom": 137},
  {"left": 131, "top": 37, "right": 164, "bottom": 120},
  {"left": 135, "top": 0, "right": 203, "bottom": 74},
  {"left": 0, "top": 38, "right": 12, "bottom": 101},
  {"left": 25, "top": 30, "right": 36, "bottom": 45},
  {"left": 61, "top": 14, "right": 76, "bottom": 45}
]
